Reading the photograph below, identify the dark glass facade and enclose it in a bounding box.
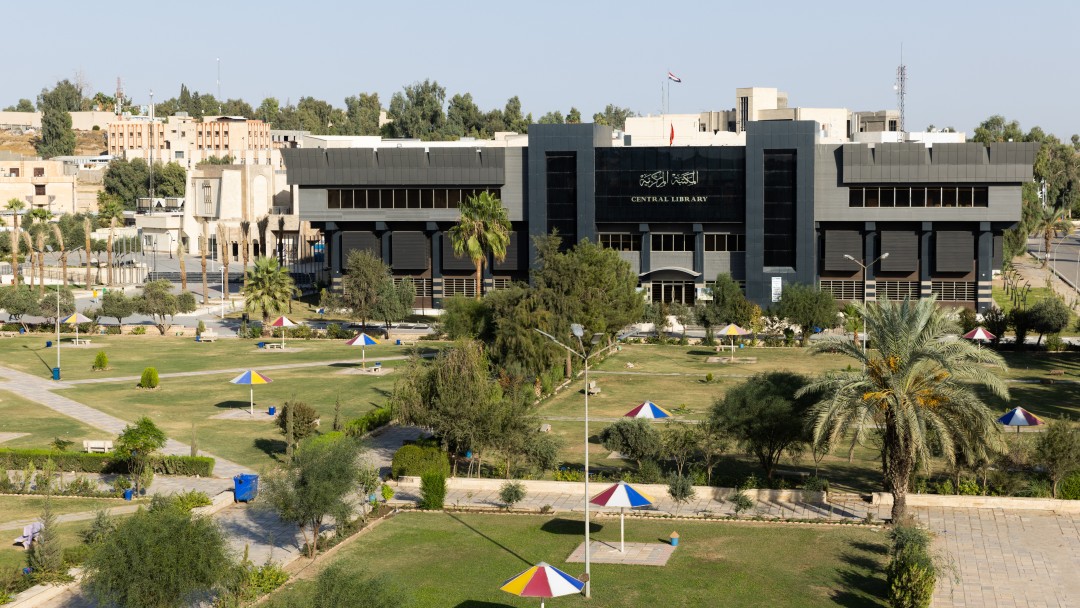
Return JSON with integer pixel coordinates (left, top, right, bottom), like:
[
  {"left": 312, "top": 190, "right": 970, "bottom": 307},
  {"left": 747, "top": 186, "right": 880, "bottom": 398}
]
[
  {"left": 762, "top": 150, "right": 797, "bottom": 268},
  {"left": 545, "top": 152, "right": 577, "bottom": 241}
]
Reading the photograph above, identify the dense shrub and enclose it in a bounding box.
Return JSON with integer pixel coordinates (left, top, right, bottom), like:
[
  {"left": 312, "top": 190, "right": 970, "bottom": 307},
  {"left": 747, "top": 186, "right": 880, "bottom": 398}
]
[
  {"left": 276, "top": 401, "right": 320, "bottom": 440},
  {"left": 92, "top": 351, "right": 109, "bottom": 371},
  {"left": 325, "top": 323, "right": 352, "bottom": 340},
  {"left": 886, "top": 522, "right": 936, "bottom": 608},
  {"left": 105, "top": 326, "right": 122, "bottom": 335},
  {"left": 286, "top": 325, "right": 314, "bottom": 339},
  {"left": 0, "top": 449, "right": 214, "bottom": 477},
  {"left": 419, "top": 472, "right": 446, "bottom": 509},
  {"left": 344, "top": 408, "right": 393, "bottom": 437},
  {"left": 499, "top": 481, "right": 527, "bottom": 509},
  {"left": 138, "top": 367, "right": 159, "bottom": 389},
  {"left": 173, "top": 490, "right": 213, "bottom": 512},
  {"left": 152, "top": 455, "right": 215, "bottom": 477},
  {"left": 390, "top": 444, "right": 449, "bottom": 479},
  {"left": 1059, "top": 471, "right": 1080, "bottom": 500},
  {"left": 130, "top": 326, "right": 146, "bottom": 335}
]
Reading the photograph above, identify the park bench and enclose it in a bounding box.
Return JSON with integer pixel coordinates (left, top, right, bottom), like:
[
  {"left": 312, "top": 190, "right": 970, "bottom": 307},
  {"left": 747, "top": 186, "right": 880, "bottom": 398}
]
[
  {"left": 266, "top": 342, "right": 285, "bottom": 349},
  {"left": 83, "top": 440, "right": 113, "bottom": 453},
  {"left": 199, "top": 332, "right": 218, "bottom": 343},
  {"left": 71, "top": 338, "right": 92, "bottom": 346},
  {"left": 587, "top": 380, "right": 601, "bottom": 395},
  {"left": 0, "top": 331, "right": 15, "bottom": 338}
]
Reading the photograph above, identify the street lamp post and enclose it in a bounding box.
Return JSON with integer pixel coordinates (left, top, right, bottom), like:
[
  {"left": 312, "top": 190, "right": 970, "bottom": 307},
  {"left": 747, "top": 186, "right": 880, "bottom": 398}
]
[
  {"left": 534, "top": 325, "right": 622, "bottom": 599},
  {"left": 843, "top": 252, "right": 890, "bottom": 361}
]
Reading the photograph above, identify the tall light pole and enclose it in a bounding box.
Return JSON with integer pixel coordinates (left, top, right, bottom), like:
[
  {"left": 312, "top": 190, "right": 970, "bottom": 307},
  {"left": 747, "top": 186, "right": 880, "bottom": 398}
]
[
  {"left": 844, "top": 252, "right": 890, "bottom": 361},
  {"left": 534, "top": 325, "right": 624, "bottom": 599}
]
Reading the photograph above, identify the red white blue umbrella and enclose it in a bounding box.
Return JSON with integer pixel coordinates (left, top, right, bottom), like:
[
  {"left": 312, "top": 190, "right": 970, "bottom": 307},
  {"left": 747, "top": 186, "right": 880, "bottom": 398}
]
[
  {"left": 998, "top": 406, "right": 1045, "bottom": 433},
  {"left": 500, "top": 562, "right": 584, "bottom": 607},
  {"left": 345, "top": 332, "right": 380, "bottom": 368},
  {"left": 590, "top": 481, "right": 655, "bottom": 552},
  {"left": 229, "top": 370, "right": 273, "bottom": 415},
  {"left": 624, "top": 401, "right": 671, "bottom": 420}
]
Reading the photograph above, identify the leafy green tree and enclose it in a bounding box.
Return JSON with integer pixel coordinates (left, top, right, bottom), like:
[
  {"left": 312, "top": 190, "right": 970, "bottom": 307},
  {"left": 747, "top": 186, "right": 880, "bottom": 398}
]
[
  {"left": 446, "top": 92, "right": 486, "bottom": 138},
  {"left": 592, "top": 104, "right": 634, "bottom": 130},
  {"left": 500, "top": 96, "right": 531, "bottom": 134},
  {"left": 711, "top": 371, "right": 812, "bottom": 480},
  {"left": 262, "top": 434, "right": 363, "bottom": 557},
  {"left": 0, "top": 285, "right": 38, "bottom": 327},
  {"left": 37, "top": 104, "right": 76, "bottom": 158},
  {"left": 103, "top": 158, "right": 150, "bottom": 208},
  {"left": 662, "top": 421, "right": 701, "bottom": 477},
  {"left": 667, "top": 474, "right": 696, "bottom": 515},
  {"left": 1035, "top": 419, "right": 1080, "bottom": 498},
  {"left": 339, "top": 250, "right": 389, "bottom": 329},
  {"left": 96, "top": 191, "right": 125, "bottom": 224},
  {"left": 538, "top": 110, "right": 565, "bottom": 124},
  {"left": 82, "top": 496, "right": 232, "bottom": 608},
  {"left": 439, "top": 295, "right": 491, "bottom": 339},
  {"left": 373, "top": 277, "right": 415, "bottom": 331},
  {"left": 800, "top": 297, "right": 1008, "bottom": 521},
  {"left": 134, "top": 279, "right": 196, "bottom": 335},
  {"left": 220, "top": 98, "right": 254, "bottom": 117},
  {"left": 972, "top": 115, "right": 1024, "bottom": 144},
  {"left": 1028, "top": 296, "right": 1070, "bottom": 344},
  {"left": 484, "top": 284, "right": 559, "bottom": 378},
  {"left": 567, "top": 107, "right": 582, "bottom": 123},
  {"left": 242, "top": 256, "right": 296, "bottom": 323},
  {"left": 775, "top": 283, "right": 838, "bottom": 346},
  {"left": 114, "top": 417, "right": 167, "bottom": 495},
  {"left": 600, "top": 418, "right": 662, "bottom": 467},
  {"left": 4, "top": 98, "right": 34, "bottom": 112},
  {"left": 276, "top": 401, "right": 320, "bottom": 442},
  {"left": 699, "top": 273, "right": 755, "bottom": 343},
  {"left": 384, "top": 79, "right": 447, "bottom": 140},
  {"left": 38, "top": 286, "right": 75, "bottom": 322},
  {"left": 101, "top": 290, "right": 135, "bottom": 326},
  {"left": 449, "top": 192, "right": 511, "bottom": 299},
  {"left": 296, "top": 96, "right": 343, "bottom": 134},
  {"left": 150, "top": 162, "right": 186, "bottom": 198},
  {"left": 255, "top": 97, "right": 280, "bottom": 125},
  {"left": 499, "top": 480, "right": 527, "bottom": 509},
  {"left": 27, "top": 499, "right": 65, "bottom": 582},
  {"left": 343, "top": 92, "right": 382, "bottom": 136}
]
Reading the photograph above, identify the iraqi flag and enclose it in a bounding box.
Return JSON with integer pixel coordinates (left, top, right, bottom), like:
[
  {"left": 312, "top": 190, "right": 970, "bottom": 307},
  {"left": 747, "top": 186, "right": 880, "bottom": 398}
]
[{"left": 667, "top": 71, "right": 682, "bottom": 83}]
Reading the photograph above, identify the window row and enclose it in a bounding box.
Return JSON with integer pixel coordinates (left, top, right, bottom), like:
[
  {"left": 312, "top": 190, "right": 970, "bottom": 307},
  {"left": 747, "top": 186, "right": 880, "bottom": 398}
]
[
  {"left": 848, "top": 186, "right": 989, "bottom": 208},
  {"left": 819, "top": 280, "right": 865, "bottom": 301},
  {"left": 599, "top": 233, "right": 747, "bottom": 252},
  {"left": 443, "top": 278, "right": 477, "bottom": 297},
  {"left": 878, "top": 281, "right": 921, "bottom": 301},
  {"left": 931, "top": 281, "right": 976, "bottom": 301},
  {"left": 327, "top": 188, "right": 501, "bottom": 210},
  {"left": 394, "top": 277, "right": 432, "bottom": 297}
]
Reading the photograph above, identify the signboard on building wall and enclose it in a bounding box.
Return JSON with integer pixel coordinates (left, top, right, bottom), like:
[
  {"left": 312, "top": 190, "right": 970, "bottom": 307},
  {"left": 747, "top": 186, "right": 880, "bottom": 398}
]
[
  {"left": 771, "top": 276, "right": 783, "bottom": 303},
  {"left": 594, "top": 147, "right": 746, "bottom": 222}
]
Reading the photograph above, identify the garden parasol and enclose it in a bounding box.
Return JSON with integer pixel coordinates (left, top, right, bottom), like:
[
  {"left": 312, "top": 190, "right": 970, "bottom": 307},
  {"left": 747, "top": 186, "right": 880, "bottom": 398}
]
[
  {"left": 229, "top": 370, "right": 273, "bottom": 415},
  {"left": 61, "top": 312, "right": 92, "bottom": 344},
  {"left": 500, "top": 562, "right": 584, "bottom": 607},
  {"left": 623, "top": 401, "right": 672, "bottom": 420},
  {"left": 268, "top": 316, "right": 296, "bottom": 348},
  {"left": 590, "top": 481, "right": 654, "bottom": 553},
  {"left": 345, "top": 332, "right": 380, "bottom": 368},
  {"left": 998, "top": 406, "right": 1045, "bottom": 434},
  {"left": 716, "top": 323, "right": 751, "bottom": 361},
  {"left": 962, "top": 327, "right": 996, "bottom": 343}
]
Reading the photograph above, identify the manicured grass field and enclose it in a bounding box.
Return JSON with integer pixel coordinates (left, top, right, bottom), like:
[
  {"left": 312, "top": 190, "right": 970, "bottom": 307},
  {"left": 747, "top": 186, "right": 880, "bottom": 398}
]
[
  {"left": 0, "top": 496, "right": 143, "bottom": 527},
  {"left": 265, "top": 512, "right": 888, "bottom": 608},
  {"left": 55, "top": 365, "right": 400, "bottom": 469},
  {"left": 0, "top": 390, "right": 104, "bottom": 448}
]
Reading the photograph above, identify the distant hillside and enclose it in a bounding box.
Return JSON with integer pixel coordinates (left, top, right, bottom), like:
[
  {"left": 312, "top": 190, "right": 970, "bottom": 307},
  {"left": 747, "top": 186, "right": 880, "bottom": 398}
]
[{"left": 0, "top": 130, "right": 108, "bottom": 158}]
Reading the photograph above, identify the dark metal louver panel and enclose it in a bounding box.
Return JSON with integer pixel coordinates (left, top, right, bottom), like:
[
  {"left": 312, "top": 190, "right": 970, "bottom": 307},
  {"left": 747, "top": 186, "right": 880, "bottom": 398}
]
[
  {"left": 391, "top": 232, "right": 428, "bottom": 270},
  {"left": 341, "top": 232, "right": 380, "bottom": 260},
  {"left": 441, "top": 232, "right": 475, "bottom": 271},
  {"left": 823, "top": 230, "right": 861, "bottom": 271},
  {"left": 880, "top": 231, "right": 918, "bottom": 272},
  {"left": 936, "top": 231, "right": 974, "bottom": 273}
]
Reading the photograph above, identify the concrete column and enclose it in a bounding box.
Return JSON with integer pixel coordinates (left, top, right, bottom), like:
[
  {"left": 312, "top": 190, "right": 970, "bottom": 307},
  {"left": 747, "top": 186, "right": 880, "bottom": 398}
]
[
  {"left": 639, "top": 223, "right": 651, "bottom": 295},
  {"left": 431, "top": 230, "right": 444, "bottom": 308},
  {"left": 920, "top": 222, "right": 933, "bottom": 298},
  {"left": 977, "top": 222, "right": 993, "bottom": 312},
  {"left": 863, "top": 222, "right": 877, "bottom": 302}
]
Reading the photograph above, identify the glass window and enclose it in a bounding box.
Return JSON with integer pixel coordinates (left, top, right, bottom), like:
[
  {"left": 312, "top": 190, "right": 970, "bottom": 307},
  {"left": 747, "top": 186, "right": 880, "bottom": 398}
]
[
  {"left": 848, "top": 188, "right": 863, "bottom": 207},
  {"left": 894, "top": 187, "right": 910, "bottom": 207}
]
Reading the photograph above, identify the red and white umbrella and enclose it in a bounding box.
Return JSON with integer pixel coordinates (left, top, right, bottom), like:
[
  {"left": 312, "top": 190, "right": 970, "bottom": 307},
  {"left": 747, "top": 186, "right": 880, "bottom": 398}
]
[
  {"left": 962, "top": 326, "right": 995, "bottom": 342},
  {"left": 268, "top": 316, "right": 296, "bottom": 348}
]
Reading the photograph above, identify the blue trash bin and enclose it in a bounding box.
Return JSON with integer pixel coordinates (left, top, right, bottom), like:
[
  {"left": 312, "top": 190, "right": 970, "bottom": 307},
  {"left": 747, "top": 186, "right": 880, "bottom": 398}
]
[
  {"left": 234, "top": 474, "right": 259, "bottom": 502},
  {"left": 268, "top": 406, "right": 276, "bottom": 416},
  {"left": 45, "top": 340, "right": 52, "bottom": 348},
  {"left": 52, "top": 367, "right": 60, "bottom": 381},
  {"left": 123, "top": 489, "right": 134, "bottom": 501},
  {"left": 257, "top": 342, "right": 266, "bottom": 349}
]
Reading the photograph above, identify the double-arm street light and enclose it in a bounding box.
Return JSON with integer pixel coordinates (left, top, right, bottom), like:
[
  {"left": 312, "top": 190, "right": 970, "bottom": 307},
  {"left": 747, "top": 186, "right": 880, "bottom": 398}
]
[
  {"left": 843, "top": 252, "right": 890, "bottom": 361},
  {"left": 534, "top": 324, "right": 625, "bottom": 599}
]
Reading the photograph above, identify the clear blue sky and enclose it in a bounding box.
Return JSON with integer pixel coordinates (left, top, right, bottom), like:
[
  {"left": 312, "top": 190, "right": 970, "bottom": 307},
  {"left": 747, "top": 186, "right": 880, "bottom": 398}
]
[{"left": 7, "top": 0, "right": 1077, "bottom": 138}]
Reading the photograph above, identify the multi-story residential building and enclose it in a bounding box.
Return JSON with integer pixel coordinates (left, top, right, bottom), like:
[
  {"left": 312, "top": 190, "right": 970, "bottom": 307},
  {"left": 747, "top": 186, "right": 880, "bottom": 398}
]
[
  {"left": 108, "top": 114, "right": 277, "bottom": 169},
  {"left": 281, "top": 87, "right": 1036, "bottom": 312},
  {"left": 0, "top": 158, "right": 78, "bottom": 215}
]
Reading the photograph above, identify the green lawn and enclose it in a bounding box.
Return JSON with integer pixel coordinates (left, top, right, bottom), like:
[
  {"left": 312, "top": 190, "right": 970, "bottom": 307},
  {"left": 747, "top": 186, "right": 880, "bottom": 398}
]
[
  {"left": 55, "top": 365, "right": 400, "bottom": 469},
  {"left": 0, "top": 334, "right": 431, "bottom": 381},
  {"left": 993, "top": 285, "right": 1079, "bottom": 328},
  {"left": 265, "top": 512, "right": 887, "bottom": 608},
  {"left": 0, "top": 390, "right": 104, "bottom": 448},
  {"left": 0, "top": 519, "right": 97, "bottom": 573},
  {"left": 0, "top": 496, "right": 143, "bottom": 526}
]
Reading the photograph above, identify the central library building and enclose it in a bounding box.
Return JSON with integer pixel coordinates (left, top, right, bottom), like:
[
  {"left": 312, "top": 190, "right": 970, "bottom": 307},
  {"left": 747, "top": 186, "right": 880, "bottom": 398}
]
[{"left": 283, "top": 119, "right": 1036, "bottom": 313}]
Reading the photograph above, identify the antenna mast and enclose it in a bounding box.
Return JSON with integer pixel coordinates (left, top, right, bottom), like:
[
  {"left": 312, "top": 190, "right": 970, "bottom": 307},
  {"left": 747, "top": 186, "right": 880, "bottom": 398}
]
[
  {"left": 894, "top": 49, "right": 907, "bottom": 138},
  {"left": 115, "top": 77, "right": 124, "bottom": 117}
]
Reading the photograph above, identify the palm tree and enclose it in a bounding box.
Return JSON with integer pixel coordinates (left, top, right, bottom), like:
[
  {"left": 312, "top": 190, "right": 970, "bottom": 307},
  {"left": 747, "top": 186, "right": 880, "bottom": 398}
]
[
  {"left": 1031, "top": 204, "right": 1072, "bottom": 268},
  {"left": 6, "top": 198, "right": 24, "bottom": 287},
  {"left": 798, "top": 297, "right": 1008, "bottom": 522},
  {"left": 106, "top": 217, "right": 116, "bottom": 287},
  {"left": 217, "top": 223, "right": 230, "bottom": 306},
  {"left": 448, "top": 191, "right": 511, "bottom": 299},
  {"left": 35, "top": 232, "right": 45, "bottom": 297},
  {"left": 239, "top": 220, "right": 251, "bottom": 288},
  {"left": 200, "top": 220, "right": 209, "bottom": 305},
  {"left": 21, "top": 232, "right": 34, "bottom": 292},
  {"left": 83, "top": 216, "right": 92, "bottom": 288},
  {"left": 177, "top": 236, "right": 187, "bottom": 291},
  {"left": 49, "top": 224, "right": 66, "bottom": 288},
  {"left": 242, "top": 256, "right": 296, "bottom": 323}
]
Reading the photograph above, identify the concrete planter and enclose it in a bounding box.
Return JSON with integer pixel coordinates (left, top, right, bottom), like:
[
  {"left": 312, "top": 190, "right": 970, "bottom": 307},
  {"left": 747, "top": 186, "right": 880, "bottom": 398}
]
[{"left": 872, "top": 491, "right": 1080, "bottom": 512}]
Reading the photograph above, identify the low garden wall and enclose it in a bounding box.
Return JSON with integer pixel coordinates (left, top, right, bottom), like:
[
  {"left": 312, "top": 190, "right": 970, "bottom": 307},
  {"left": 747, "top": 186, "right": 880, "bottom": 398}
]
[{"left": 871, "top": 492, "right": 1080, "bottom": 512}]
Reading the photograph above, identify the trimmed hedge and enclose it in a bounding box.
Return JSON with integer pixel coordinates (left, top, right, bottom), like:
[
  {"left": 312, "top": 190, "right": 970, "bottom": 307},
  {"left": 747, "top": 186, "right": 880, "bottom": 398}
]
[
  {"left": 344, "top": 407, "right": 393, "bottom": 438},
  {"left": 390, "top": 444, "right": 449, "bottom": 479},
  {"left": 0, "top": 449, "right": 215, "bottom": 476}
]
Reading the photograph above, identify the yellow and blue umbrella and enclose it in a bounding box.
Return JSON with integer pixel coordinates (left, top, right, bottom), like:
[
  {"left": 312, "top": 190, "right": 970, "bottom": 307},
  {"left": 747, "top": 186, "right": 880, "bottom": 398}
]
[
  {"left": 590, "top": 481, "right": 655, "bottom": 552},
  {"left": 229, "top": 370, "right": 273, "bottom": 415},
  {"left": 500, "top": 562, "right": 584, "bottom": 607},
  {"left": 345, "top": 332, "right": 380, "bottom": 368},
  {"left": 61, "top": 312, "right": 92, "bottom": 343},
  {"left": 716, "top": 323, "right": 751, "bottom": 360}
]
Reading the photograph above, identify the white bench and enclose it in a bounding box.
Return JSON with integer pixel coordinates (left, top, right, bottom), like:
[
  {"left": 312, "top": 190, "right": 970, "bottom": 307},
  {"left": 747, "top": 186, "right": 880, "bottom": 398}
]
[
  {"left": 266, "top": 342, "right": 285, "bottom": 349},
  {"left": 72, "top": 338, "right": 92, "bottom": 346},
  {"left": 83, "top": 440, "right": 113, "bottom": 453},
  {"left": 199, "top": 332, "right": 218, "bottom": 343}
]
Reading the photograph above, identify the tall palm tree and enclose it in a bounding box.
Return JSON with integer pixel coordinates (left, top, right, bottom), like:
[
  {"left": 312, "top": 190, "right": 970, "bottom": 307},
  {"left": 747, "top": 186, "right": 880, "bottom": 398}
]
[
  {"left": 239, "top": 220, "right": 251, "bottom": 288},
  {"left": 177, "top": 236, "right": 187, "bottom": 291},
  {"left": 6, "top": 198, "right": 24, "bottom": 287},
  {"left": 35, "top": 232, "right": 45, "bottom": 297},
  {"left": 200, "top": 220, "right": 209, "bottom": 305},
  {"left": 217, "top": 223, "right": 230, "bottom": 306},
  {"left": 256, "top": 215, "right": 270, "bottom": 259},
  {"left": 1031, "top": 204, "right": 1072, "bottom": 268},
  {"left": 21, "top": 232, "right": 34, "bottom": 292},
  {"left": 448, "top": 191, "right": 511, "bottom": 299},
  {"left": 49, "top": 224, "right": 66, "bottom": 287},
  {"left": 798, "top": 297, "right": 1008, "bottom": 522},
  {"left": 106, "top": 217, "right": 116, "bottom": 287},
  {"left": 242, "top": 256, "right": 296, "bottom": 323},
  {"left": 83, "top": 216, "right": 92, "bottom": 288}
]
